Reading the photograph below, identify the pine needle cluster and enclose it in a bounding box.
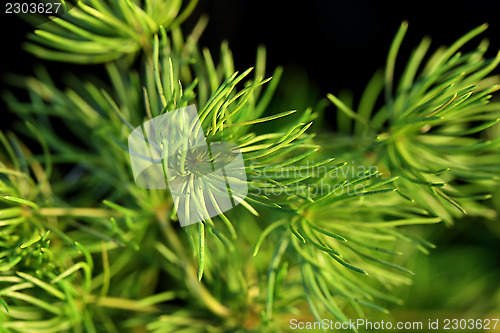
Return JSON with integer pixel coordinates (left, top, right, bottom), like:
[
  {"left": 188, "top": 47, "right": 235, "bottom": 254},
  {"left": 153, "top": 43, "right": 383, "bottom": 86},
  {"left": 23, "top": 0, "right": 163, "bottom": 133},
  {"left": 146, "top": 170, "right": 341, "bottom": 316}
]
[{"left": 1, "top": 1, "right": 499, "bottom": 332}]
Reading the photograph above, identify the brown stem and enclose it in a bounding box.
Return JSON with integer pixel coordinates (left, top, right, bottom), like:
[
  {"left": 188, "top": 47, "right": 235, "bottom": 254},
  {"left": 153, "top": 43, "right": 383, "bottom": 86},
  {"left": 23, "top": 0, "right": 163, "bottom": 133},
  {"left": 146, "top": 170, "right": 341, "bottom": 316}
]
[{"left": 156, "top": 212, "right": 232, "bottom": 318}]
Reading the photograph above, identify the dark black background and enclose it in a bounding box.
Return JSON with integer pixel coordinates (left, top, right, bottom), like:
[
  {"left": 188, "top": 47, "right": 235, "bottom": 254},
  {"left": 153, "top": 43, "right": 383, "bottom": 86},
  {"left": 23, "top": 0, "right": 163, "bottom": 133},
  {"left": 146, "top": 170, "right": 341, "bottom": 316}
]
[{"left": 2, "top": 0, "right": 500, "bottom": 113}]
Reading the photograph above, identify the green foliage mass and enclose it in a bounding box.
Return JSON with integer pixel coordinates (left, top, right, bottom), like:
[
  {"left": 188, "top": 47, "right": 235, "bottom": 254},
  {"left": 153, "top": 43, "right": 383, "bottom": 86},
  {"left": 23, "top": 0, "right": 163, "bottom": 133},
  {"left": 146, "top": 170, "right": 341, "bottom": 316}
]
[{"left": 1, "top": 1, "right": 499, "bottom": 332}]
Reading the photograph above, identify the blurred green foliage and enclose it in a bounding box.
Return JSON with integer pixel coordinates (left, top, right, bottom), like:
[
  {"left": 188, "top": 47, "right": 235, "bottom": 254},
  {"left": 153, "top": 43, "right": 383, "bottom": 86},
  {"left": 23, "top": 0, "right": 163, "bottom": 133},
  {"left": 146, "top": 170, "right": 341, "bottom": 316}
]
[{"left": 0, "top": 1, "right": 499, "bottom": 332}]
